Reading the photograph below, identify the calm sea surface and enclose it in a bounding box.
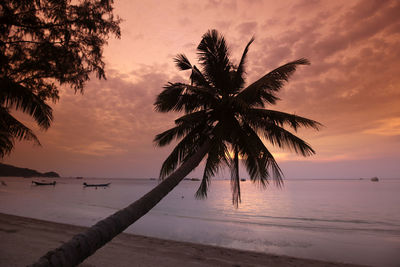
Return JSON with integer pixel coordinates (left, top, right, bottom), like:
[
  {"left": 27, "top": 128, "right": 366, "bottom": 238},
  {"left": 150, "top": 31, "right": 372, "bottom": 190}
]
[{"left": 0, "top": 177, "right": 399, "bottom": 267}]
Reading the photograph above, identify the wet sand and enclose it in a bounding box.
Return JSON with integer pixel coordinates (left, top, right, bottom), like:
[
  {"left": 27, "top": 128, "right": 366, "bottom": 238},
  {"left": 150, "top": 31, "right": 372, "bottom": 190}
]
[{"left": 0, "top": 213, "right": 367, "bottom": 267}]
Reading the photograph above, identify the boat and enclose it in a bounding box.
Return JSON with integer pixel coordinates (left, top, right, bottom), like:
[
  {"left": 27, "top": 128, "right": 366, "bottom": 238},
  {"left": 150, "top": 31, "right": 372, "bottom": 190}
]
[
  {"left": 32, "top": 181, "right": 56, "bottom": 186},
  {"left": 240, "top": 178, "right": 246, "bottom": 182},
  {"left": 371, "top": 177, "right": 379, "bottom": 182},
  {"left": 83, "top": 182, "right": 110, "bottom": 187},
  {"left": 183, "top": 178, "right": 200, "bottom": 181}
]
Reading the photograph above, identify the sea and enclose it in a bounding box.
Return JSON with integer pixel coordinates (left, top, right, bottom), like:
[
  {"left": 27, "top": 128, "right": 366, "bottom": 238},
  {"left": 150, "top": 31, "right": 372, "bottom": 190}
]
[{"left": 0, "top": 177, "right": 399, "bottom": 267}]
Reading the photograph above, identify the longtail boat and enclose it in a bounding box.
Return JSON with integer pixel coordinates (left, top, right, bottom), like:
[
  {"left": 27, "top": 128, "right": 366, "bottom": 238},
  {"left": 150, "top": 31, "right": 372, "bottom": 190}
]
[
  {"left": 83, "top": 182, "right": 110, "bottom": 187},
  {"left": 32, "top": 181, "right": 56, "bottom": 186}
]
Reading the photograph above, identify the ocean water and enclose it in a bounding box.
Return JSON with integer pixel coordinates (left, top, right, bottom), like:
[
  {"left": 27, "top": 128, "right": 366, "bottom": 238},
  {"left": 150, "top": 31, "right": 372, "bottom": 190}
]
[{"left": 0, "top": 177, "right": 399, "bottom": 267}]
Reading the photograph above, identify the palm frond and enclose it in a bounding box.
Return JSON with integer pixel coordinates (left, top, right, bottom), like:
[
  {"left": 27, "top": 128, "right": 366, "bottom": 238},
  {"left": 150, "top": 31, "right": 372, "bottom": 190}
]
[
  {"left": 233, "top": 36, "right": 255, "bottom": 91},
  {"left": 242, "top": 123, "right": 282, "bottom": 186},
  {"left": 245, "top": 108, "right": 322, "bottom": 132},
  {"left": 179, "top": 91, "right": 216, "bottom": 114},
  {"left": 154, "top": 83, "right": 217, "bottom": 113},
  {"left": 184, "top": 84, "right": 218, "bottom": 104},
  {"left": 154, "top": 111, "right": 208, "bottom": 147},
  {"left": 159, "top": 125, "right": 208, "bottom": 179},
  {"left": 154, "top": 83, "right": 185, "bottom": 113},
  {"left": 174, "top": 110, "right": 208, "bottom": 125},
  {"left": 237, "top": 58, "right": 310, "bottom": 107},
  {"left": 236, "top": 91, "right": 280, "bottom": 108},
  {"left": 0, "top": 107, "right": 40, "bottom": 144},
  {"left": 174, "top": 54, "right": 192, "bottom": 71},
  {"left": 231, "top": 118, "right": 283, "bottom": 187},
  {"left": 0, "top": 130, "right": 14, "bottom": 158},
  {"left": 190, "top": 65, "right": 211, "bottom": 88},
  {"left": 195, "top": 138, "right": 228, "bottom": 199},
  {"left": 260, "top": 122, "right": 316, "bottom": 157},
  {"left": 0, "top": 107, "right": 41, "bottom": 157},
  {"left": 1, "top": 78, "right": 53, "bottom": 129},
  {"left": 197, "top": 29, "right": 231, "bottom": 89},
  {"left": 154, "top": 125, "right": 191, "bottom": 147}
]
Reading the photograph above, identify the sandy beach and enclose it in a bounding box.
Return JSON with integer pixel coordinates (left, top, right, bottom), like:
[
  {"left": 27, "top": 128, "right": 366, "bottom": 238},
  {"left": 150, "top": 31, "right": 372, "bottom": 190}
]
[{"left": 0, "top": 213, "right": 368, "bottom": 267}]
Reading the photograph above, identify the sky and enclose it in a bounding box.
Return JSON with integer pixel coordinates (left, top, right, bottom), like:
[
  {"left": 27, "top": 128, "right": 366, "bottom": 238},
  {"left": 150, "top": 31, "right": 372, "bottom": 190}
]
[{"left": 4, "top": 0, "right": 400, "bottom": 179}]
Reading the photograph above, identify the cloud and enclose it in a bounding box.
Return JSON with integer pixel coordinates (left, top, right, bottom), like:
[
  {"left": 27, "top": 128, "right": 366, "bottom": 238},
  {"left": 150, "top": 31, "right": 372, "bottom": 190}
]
[
  {"left": 312, "top": 2, "right": 400, "bottom": 57},
  {"left": 178, "top": 17, "right": 192, "bottom": 27},
  {"left": 205, "top": 0, "right": 237, "bottom": 11},
  {"left": 6, "top": 64, "right": 182, "bottom": 176},
  {"left": 51, "top": 67, "right": 175, "bottom": 152},
  {"left": 363, "top": 118, "right": 400, "bottom": 136},
  {"left": 5, "top": 0, "right": 400, "bottom": 179},
  {"left": 60, "top": 141, "right": 126, "bottom": 156},
  {"left": 236, "top": 21, "right": 258, "bottom": 36}
]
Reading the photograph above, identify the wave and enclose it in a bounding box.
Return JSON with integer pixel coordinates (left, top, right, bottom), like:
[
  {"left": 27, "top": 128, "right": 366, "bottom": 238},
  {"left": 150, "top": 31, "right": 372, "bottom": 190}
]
[
  {"left": 161, "top": 212, "right": 400, "bottom": 235},
  {"left": 83, "top": 201, "right": 400, "bottom": 235},
  {"left": 227, "top": 212, "right": 400, "bottom": 227}
]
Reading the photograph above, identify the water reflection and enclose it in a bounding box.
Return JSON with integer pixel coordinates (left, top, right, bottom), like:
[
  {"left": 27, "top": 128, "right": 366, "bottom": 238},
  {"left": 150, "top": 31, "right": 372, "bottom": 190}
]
[{"left": 0, "top": 177, "right": 399, "bottom": 267}]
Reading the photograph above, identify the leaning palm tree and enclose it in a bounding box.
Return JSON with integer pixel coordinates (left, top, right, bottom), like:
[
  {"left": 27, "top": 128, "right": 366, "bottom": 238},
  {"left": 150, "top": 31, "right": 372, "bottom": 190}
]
[
  {"left": 154, "top": 31, "right": 321, "bottom": 206},
  {"left": 31, "top": 29, "right": 320, "bottom": 266}
]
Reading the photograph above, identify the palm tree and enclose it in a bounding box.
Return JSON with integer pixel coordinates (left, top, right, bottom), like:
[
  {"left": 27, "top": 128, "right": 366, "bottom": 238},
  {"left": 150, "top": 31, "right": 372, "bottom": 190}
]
[
  {"left": 0, "top": 78, "right": 53, "bottom": 158},
  {"left": 154, "top": 30, "right": 321, "bottom": 206},
  {"left": 31, "top": 29, "right": 320, "bottom": 266}
]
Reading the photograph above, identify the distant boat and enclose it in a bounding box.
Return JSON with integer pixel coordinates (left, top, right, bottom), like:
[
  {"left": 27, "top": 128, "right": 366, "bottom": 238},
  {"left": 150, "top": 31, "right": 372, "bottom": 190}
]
[
  {"left": 240, "top": 178, "right": 246, "bottom": 182},
  {"left": 32, "top": 181, "right": 56, "bottom": 186},
  {"left": 83, "top": 182, "right": 110, "bottom": 188},
  {"left": 371, "top": 177, "right": 379, "bottom": 182},
  {"left": 183, "top": 178, "right": 200, "bottom": 181}
]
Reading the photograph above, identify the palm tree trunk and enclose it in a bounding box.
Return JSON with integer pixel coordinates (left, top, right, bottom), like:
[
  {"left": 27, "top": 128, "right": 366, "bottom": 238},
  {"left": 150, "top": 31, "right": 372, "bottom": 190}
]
[
  {"left": 30, "top": 140, "right": 211, "bottom": 267},
  {"left": 230, "top": 147, "right": 241, "bottom": 207}
]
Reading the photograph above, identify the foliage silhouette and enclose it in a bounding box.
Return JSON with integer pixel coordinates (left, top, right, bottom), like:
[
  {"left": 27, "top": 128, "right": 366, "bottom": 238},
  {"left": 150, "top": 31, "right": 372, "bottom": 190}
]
[
  {"left": 30, "top": 29, "right": 320, "bottom": 266},
  {"left": 155, "top": 29, "right": 321, "bottom": 206},
  {"left": 0, "top": 0, "right": 121, "bottom": 157}
]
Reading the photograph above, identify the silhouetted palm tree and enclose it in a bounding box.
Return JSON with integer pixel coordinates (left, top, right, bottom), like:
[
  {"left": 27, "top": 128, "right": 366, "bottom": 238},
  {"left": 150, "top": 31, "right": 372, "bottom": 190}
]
[
  {"left": 0, "top": 78, "right": 53, "bottom": 157},
  {"left": 31, "top": 29, "right": 320, "bottom": 266},
  {"left": 154, "top": 29, "right": 320, "bottom": 206}
]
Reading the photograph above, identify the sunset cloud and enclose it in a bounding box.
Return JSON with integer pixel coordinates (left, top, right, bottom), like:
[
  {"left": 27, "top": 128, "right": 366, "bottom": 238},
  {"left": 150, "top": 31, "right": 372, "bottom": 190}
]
[
  {"left": 5, "top": 0, "right": 400, "bottom": 179},
  {"left": 364, "top": 118, "right": 400, "bottom": 136}
]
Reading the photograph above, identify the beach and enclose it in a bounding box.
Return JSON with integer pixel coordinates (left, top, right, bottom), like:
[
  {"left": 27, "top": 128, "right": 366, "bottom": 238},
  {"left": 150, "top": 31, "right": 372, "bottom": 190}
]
[
  {"left": 0, "top": 213, "right": 367, "bottom": 267},
  {"left": 1, "top": 177, "right": 399, "bottom": 266}
]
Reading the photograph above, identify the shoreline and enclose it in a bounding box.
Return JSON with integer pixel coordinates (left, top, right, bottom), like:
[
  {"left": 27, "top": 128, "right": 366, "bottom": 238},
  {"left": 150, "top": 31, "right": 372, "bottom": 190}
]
[{"left": 0, "top": 213, "right": 367, "bottom": 267}]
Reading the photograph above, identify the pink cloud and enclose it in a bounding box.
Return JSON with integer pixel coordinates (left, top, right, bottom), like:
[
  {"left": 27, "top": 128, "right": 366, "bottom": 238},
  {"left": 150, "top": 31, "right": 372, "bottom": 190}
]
[
  {"left": 236, "top": 21, "right": 258, "bottom": 36},
  {"left": 5, "top": 0, "right": 400, "bottom": 179}
]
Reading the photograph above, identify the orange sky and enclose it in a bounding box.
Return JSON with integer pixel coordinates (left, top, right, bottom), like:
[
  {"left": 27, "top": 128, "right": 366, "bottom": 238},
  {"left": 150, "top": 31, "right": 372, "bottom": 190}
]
[{"left": 4, "top": 0, "right": 400, "bottom": 179}]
